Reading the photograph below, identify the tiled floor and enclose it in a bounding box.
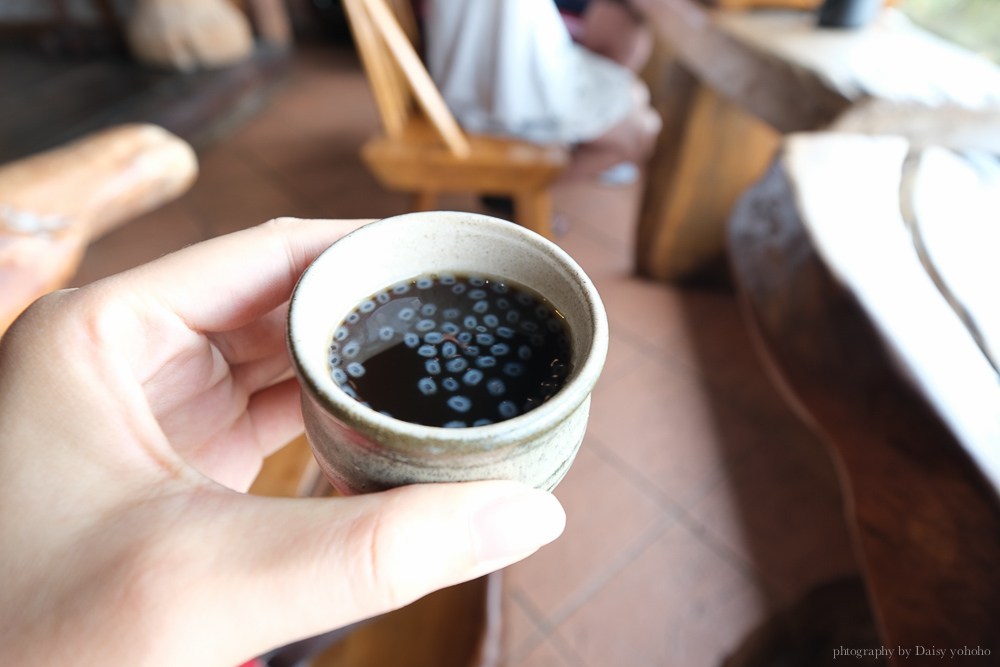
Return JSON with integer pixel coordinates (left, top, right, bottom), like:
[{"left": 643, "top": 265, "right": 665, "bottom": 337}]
[{"left": 72, "top": 45, "right": 860, "bottom": 666}]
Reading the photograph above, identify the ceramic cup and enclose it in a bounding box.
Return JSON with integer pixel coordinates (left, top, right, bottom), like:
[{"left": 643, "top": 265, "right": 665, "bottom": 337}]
[{"left": 287, "top": 211, "right": 608, "bottom": 494}]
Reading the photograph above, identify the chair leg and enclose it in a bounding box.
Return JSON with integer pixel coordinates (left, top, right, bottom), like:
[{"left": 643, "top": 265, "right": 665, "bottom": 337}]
[
  {"left": 514, "top": 189, "right": 554, "bottom": 239},
  {"left": 412, "top": 191, "right": 437, "bottom": 212}
]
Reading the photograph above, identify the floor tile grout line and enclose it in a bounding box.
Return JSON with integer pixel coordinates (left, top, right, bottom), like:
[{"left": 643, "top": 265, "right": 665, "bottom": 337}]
[
  {"left": 544, "top": 624, "right": 590, "bottom": 667},
  {"left": 669, "top": 501, "right": 788, "bottom": 604},
  {"left": 505, "top": 516, "right": 673, "bottom": 666},
  {"left": 584, "top": 434, "right": 787, "bottom": 606},
  {"left": 517, "top": 513, "right": 677, "bottom": 660},
  {"left": 504, "top": 588, "right": 555, "bottom": 664},
  {"left": 587, "top": 401, "right": 858, "bottom": 609}
]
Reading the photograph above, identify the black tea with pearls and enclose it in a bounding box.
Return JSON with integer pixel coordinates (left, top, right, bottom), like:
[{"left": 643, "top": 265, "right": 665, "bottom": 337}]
[{"left": 328, "top": 273, "right": 572, "bottom": 427}]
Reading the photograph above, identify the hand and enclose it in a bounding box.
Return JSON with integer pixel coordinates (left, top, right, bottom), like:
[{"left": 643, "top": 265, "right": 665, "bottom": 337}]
[{"left": 0, "top": 218, "right": 565, "bottom": 666}]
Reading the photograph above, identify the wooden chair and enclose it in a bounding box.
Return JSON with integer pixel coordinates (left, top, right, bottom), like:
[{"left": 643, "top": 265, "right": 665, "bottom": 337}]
[{"left": 341, "top": 0, "right": 569, "bottom": 239}]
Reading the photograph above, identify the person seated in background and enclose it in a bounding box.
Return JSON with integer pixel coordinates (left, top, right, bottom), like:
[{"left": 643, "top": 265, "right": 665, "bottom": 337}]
[
  {"left": 556, "top": 0, "right": 652, "bottom": 73},
  {"left": 424, "top": 0, "right": 661, "bottom": 184}
]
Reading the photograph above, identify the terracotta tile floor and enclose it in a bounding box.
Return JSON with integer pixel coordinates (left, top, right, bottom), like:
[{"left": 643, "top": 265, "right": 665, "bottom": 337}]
[{"left": 71, "top": 46, "right": 860, "bottom": 666}]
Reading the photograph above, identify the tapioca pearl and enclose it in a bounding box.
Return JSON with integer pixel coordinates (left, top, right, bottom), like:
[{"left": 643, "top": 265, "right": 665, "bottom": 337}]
[
  {"left": 505, "top": 310, "right": 520, "bottom": 324},
  {"left": 483, "top": 314, "right": 499, "bottom": 328},
  {"left": 418, "top": 344, "right": 437, "bottom": 358},
  {"left": 359, "top": 299, "right": 376, "bottom": 313},
  {"left": 521, "top": 321, "right": 539, "bottom": 333},
  {"left": 442, "top": 377, "right": 460, "bottom": 391},
  {"left": 517, "top": 345, "right": 532, "bottom": 360},
  {"left": 397, "top": 307, "right": 416, "bottom": 321},
  {"left": 486, "top": 378, "right": 506, "bottom": 397},
  {"left": 473, "top": 418, "right": 493, "bottom": 426},
  {"left": 439, "top": 274, "right": 456, "bottom": 285},
  {"left": 463, "top": 315, "right": 477, "bottom": 329},
  {"left": 476, "top": 333, "right": 495, "bottom": 346},
  {"left": 469, "top": 276, "right": 485, "bottom": 287},
  {"left": 376, "top": 292, "right": 391, "bottom": 304},
  {"left": 404, "top": 332, "right": 421, "bottom": 348},
  {"left": 447, "top": 395, "right": 472, "bottom": 413},
  {"left": 420, "top": 303, "right": 437, "bottom": 317},
  {"left": 441, "top": 341, "right": 458, "bottom": 358},
  {"left": 346, "top": 362, "right": 366, "bottom": 378},
  {"left": 425, "top": 359, "right": 442, "bottom": 375},
  {"left": 417, "top": 377, "right": 437, "bottom": 395},
  {"left": 498, "top": 401, "right": 519, "bottom": 419},
  {"left": 445, "top": 357, "right": 468, "bottom": 373},
  {"left": 391, "top": 282, "right": 410, "bottom": 294},
  {"left": 457, "top": 331, "right": 473, "bottom": 344},
  {"left": 516, "top": 292, "right": 534, "bottom": 306},
  {"left": 495, "top": 297, "right": 510, "bottom": 309},
  {"left": 451, "top": 283, "right": 467, "bottom": 294},
  {"left": 530, "top": 334, "right": 545, "bottom": 347},
  {"left": 462, "top": 369, "right": 484, "bottom": 386},
  {"left": 496, "top": 326, "right": 515, "bottom": 339},
  {"left": 346, "top": 312, "right": 360, "bottom": 324},
  {"left": 329, "top": 354, "right": 342, "bottom": 367},
  {"left": 378, "top": 326, "right": 394, "bottom": 341},
  {"left": 332, "top": 368, "right": 348, "bottom": 384},
  {"left": 343, "top": 341, "right": 361, "bottom": 358},
  {"left": 472, "top": 300, "right": 489, "bottom": 314},
  {"left": 416, "top": 319, "right": 436, "bottom": 332},
  {"left": 424, "top": 331, "right": 444, "bottom": 344},
  {"left": 441, "top": 322, "right": 460, "bottom": 335},
  {"left": 416, "top": 277, "right": 433, "bottom": 289},
  {"left": 534, "top": 305, "right": 550, "bottom": 320},
  {"left": 546, "top": 319, "right": 563, "bottom": 333},
  {"left": 443, "top": 420, "right": 466, "bottom": 428},
  {"left": 334, "top": 326, "right": 349, "bottom": 342},
  {"left": 468, "top": 289, "right": 487, "bottom": 300},
  {"left": 490, "top": 343, "right": 510, "bottom": 356},
  {"left": 463, "top": 345, "right": 480, "bottom": 357},
  {"left": 475, "top": 356, "right": 497, "bottom": 369},
  {"left": 379, "top": 410, "right": 393, "bottom": 418},
  {"left": 341, "top": 385, "right": 358, "bottom": 399},
  {"left": 492, "top": 282, "right": 509, "bottom": 294},
  {"left": 443, "top": 308, "right": 460, "bottom": 320},
  {"left": 503, "top": 362, "right": 524, "bottom": 377}
]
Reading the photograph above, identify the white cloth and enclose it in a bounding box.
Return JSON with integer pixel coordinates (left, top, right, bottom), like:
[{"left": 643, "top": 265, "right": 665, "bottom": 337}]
[{"left": 425, "top": 0, "right": 635, "bottom": 145}]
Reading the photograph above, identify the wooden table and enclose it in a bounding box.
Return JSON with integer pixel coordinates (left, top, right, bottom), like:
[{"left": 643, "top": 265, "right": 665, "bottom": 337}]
[
  {"left": 727, "top": 120, "right": 1000, "bottom": 660},
  {"left": 633, "top": 0, "right": 1000, "bottom": 282}
]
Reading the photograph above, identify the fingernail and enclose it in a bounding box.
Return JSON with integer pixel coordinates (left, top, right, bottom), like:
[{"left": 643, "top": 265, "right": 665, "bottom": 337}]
[{"left": 471, "top": 488, "right": 566, "bottom": 565}]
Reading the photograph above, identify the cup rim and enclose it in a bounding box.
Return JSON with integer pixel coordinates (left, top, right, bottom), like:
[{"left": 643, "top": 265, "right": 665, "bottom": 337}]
[{"left": 287, "top": 211, "right": 609, "bottom": 455}]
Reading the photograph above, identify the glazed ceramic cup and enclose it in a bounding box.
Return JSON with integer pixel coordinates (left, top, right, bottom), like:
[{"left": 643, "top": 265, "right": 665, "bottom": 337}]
[{"left": 287, "top": 211, "right": 608, "bottom": 494}]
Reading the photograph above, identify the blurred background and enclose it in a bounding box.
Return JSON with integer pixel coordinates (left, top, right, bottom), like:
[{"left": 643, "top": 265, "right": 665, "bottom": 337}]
[{"left": 2, "top": 1, "right": 998, "bottom": 666}]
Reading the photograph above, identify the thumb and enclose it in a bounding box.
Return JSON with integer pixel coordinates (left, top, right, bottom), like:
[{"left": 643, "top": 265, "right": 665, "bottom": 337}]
[{"left": 179, "top": 480, "right": 565, "bottom": 665}]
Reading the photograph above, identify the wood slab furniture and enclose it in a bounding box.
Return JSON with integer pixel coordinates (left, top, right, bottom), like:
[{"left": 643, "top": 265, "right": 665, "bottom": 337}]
[
  {"left": 342, "top": 0, "right": 568, "bottom": 239},
  {"left": 0, "top": 123, "right": 197, "bottom": 333},
  {"left": 250, "top": 435, "right": 502, "bottom": 667},
  {"left": 634, "top": 0, "right": 1000, "bottom": 282},
  {"left": 728, "top": 128, "right": 1000, "bottom": 659}
]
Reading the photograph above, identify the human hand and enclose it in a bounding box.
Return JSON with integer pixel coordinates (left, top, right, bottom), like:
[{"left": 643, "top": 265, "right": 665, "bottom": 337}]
[{"left": 0, "top": 218, "right": 565, "bottom": 666}]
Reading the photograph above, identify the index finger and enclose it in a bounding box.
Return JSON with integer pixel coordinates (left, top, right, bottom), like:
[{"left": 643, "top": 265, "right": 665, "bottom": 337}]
[{"left": 121, "top": 218, "right": 372, "bottom": 332}]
